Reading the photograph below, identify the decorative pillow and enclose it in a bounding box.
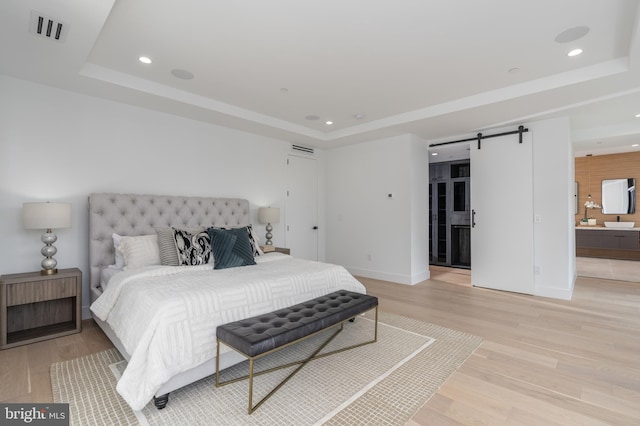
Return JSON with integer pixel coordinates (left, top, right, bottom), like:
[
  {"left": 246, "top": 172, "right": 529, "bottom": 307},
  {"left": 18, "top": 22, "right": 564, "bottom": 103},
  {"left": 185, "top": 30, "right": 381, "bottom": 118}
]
[
  {"left": 211, "top": 225, "right": 264, "bottom": 256},
  {"left": 156, "top": 226, "right": 205, "bottom": 266},
  {"left": 208, "top": 227, "right": 257, "bottom": 270},
  {"left": 118, "top": 234, "right": 161, "bottom": 269},
  {"left": 112, "top": 233, "right": 125, "bottom": 268},
  {"left": 173, "top": 228, "right": 212, "bottom": 266},
  {"left": 247, "top": 224, "right": 265, "bottom": 256}
]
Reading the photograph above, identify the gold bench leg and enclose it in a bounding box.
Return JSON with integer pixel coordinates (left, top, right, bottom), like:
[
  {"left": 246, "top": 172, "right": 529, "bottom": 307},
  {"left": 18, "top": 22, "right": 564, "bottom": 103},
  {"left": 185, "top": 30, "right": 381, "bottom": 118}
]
[
  {"left": 217, "top": 305, "right": 379, "bottom": 414},
  {"left": 215, "top": 337, "right": 221, "bottom": 387},
  {"left": 248, "top": 323, "right": 343, "bottom": 413},
  {"left": 248, "top": 358, "right": 255, "bottom": 414}
]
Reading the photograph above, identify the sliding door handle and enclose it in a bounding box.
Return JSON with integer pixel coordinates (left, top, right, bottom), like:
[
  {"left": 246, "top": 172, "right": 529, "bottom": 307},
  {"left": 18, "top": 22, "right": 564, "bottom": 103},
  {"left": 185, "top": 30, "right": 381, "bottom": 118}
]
[{"left": 472, "top": 209, "right": 476, "bottom": 228}]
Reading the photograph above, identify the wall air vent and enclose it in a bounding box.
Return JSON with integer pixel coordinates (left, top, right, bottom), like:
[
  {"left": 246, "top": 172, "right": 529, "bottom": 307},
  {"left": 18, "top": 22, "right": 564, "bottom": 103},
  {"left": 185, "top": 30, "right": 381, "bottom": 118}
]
[
  {"left": 29, "top": 11, "right": 66, "bottom": 42},
  {"left": 292, "top": 144, "right": 314, "bottom": 155}
]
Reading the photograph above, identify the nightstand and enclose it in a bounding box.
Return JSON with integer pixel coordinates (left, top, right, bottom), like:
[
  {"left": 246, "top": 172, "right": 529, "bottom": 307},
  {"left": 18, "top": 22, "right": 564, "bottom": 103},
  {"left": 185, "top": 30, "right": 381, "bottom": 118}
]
[
  {"left": 0, "top": 268, "right": 82, "bottom": 349},
  {"left": 261, "top": 246, "right": 290, "bottom": 255}
]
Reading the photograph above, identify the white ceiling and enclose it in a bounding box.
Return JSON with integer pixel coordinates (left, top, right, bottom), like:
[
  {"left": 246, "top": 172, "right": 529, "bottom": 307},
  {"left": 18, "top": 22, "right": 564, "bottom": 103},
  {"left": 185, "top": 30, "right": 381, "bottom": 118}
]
[{"left": 2, "top": 0, "right": 640, "bottom": 158}]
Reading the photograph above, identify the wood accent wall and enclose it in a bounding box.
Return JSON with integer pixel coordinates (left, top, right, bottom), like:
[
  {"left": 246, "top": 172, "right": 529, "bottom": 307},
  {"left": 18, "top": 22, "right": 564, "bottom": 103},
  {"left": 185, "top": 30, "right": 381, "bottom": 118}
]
[{"left": 574, "top": 151, "right": 640, "bottom": 225}]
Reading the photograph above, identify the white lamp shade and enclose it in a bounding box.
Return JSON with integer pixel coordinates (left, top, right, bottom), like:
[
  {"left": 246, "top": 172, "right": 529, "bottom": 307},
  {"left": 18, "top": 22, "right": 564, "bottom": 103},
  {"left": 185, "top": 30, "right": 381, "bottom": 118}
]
[
  {"left": 258, "top": 207, "right": 280, "bottom": 224},
  {"left": 22, "top": 202, "right": 72, "bottom": 229}
]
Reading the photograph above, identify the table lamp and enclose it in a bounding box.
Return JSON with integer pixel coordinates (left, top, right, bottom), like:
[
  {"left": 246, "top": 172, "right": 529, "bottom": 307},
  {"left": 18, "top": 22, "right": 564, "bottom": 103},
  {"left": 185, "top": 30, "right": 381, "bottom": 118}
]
[
  {"left": 22, "top": 202, "right": 71, "bottom": 275},
  {"left": 258, "top": 207, "right": 280, "bottom": 246}
]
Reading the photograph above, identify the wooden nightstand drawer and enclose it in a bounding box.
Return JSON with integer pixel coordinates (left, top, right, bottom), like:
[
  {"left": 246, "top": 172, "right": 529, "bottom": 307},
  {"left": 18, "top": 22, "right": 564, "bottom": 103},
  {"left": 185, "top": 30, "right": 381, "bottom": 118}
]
[{"left": 7, "top": 277, "right": 77, "bottom": 306}]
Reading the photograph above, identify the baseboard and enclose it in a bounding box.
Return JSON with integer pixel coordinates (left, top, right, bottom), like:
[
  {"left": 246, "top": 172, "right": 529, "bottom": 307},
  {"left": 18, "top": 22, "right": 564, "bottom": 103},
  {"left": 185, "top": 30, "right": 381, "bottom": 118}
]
[
  {"left": 410, "top": 270, "right": 430, "bottom": 284},
  {"left": 346, "top": 267, "right": 429, "bottom": 285},
  {"left": 534, "top": 284, "right": 574, "bottom": 301}
]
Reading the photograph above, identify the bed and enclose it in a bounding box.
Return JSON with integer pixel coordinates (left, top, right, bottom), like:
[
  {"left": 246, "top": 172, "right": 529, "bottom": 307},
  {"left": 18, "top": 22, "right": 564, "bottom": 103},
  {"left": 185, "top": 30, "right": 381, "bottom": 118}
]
[{"left": 88, "top": 192, "right": 367, "bottom": 411}]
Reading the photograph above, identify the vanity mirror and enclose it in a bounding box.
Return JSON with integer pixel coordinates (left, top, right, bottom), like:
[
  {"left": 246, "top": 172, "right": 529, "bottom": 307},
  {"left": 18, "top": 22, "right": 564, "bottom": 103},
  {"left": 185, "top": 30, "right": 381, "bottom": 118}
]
[{"left": 601, "top": 178, "right": 636, "bottom": 214}]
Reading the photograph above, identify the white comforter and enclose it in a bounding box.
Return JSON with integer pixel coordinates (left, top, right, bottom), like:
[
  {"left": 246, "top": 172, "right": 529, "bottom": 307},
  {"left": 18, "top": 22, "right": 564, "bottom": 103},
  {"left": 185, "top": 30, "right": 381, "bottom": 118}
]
[{"left": 90, "top": 253, "right": 366, "bottom": 410}]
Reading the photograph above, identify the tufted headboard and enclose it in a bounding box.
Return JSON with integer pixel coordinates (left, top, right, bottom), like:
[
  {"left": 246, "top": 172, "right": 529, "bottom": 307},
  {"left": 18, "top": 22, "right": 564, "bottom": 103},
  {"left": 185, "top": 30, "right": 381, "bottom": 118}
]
[{"left": 89, "top": 193, "right": 250, "bottom": 302}]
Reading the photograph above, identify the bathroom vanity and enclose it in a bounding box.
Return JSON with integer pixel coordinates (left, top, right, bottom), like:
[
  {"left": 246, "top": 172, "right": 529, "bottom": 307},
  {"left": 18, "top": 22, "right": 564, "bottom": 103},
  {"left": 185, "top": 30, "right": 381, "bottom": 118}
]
[
  {"left": 576, "top": 226, "right": 640, "bottom": 260},
  {"left": 575, "top": 175, "right": 638, "bottom": 260}
]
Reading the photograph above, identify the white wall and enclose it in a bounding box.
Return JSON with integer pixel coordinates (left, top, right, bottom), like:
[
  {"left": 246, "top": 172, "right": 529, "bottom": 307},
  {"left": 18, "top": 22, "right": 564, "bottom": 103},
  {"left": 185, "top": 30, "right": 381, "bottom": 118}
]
[
  {"left": 531, "top": 117, "right": 576, "bottom": 299},
  {"left": 0, "top": 75, "right": 320, "bottom": 316},
  {"left": 325, "top": 134, "right": 429, "bottom": 284},
  {"left": 409, "top": 134, "right": 430, "bottom": 283},
  {"left": 0, "top": 73, "right": 576, "bottom": 324},
  {"left": 425, "top": 118, "right": 575, "bottom": 300},
  {"left": 464, "top": 117, "right": 576, "bottom": 299}
]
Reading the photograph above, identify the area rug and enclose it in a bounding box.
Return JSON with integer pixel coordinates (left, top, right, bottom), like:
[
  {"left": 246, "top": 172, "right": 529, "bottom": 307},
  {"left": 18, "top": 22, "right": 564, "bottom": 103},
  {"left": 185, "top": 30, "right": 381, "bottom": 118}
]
[{"left": 51, "top": 312, "right": 482, "bottom": 425}]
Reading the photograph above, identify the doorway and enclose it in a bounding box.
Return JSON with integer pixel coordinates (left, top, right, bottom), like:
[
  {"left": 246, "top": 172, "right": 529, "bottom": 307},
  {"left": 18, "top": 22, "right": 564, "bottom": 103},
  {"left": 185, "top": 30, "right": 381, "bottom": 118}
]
[
  {"left": 428, "top": 160, "right": 471, "bottom": 269},
  {"left": 285, "top": 154, "right": 319, "bottom": 260}
]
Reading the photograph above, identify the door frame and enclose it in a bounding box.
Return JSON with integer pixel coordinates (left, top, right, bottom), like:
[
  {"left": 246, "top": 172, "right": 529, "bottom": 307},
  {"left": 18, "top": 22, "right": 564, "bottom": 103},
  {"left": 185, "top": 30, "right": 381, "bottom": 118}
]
[{"left": 285, "top": 153, "right": 319, "bottom": 260}]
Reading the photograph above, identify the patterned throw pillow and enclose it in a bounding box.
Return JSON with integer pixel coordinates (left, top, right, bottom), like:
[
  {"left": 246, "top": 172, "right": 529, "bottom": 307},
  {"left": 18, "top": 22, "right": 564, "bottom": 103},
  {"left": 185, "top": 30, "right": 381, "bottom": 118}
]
[
  {"left": 246, "top": 224, "right": 265, "bottom": 256},
  {"left": 156, "top": 226, "right": 205, "bottom": 266},
  {"left": 172, "top": 228, "right": 212, "bottom": 266}
]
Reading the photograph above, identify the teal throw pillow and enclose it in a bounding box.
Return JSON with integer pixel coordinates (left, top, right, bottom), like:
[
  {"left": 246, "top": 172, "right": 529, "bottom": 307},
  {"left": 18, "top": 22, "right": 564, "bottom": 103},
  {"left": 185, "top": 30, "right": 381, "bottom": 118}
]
[{"left": 208, "top": 227, "right": 257, "bottom": 270}]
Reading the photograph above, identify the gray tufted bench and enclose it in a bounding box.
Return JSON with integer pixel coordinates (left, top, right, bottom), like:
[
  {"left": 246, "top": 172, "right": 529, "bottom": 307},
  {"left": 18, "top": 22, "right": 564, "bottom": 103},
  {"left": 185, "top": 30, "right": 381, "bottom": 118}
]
[{"left": 215, "top": 290, "right": 378, "bottom": 414}]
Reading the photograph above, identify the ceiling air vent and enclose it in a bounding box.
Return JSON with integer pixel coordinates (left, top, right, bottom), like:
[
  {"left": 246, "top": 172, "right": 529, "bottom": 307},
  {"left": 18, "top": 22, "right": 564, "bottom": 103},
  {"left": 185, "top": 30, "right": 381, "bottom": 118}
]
[
  {"left": 29, "top": 11, "right": 66, "bottom": 42},
  {"left": 292, "top": 144, "right": 314, "bottom": 155}
]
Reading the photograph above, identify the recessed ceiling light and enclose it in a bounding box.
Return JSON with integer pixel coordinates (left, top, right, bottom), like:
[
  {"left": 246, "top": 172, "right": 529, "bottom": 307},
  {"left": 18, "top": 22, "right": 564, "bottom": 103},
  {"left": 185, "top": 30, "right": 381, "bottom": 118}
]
[
  {"left": 635, "top": 113, "right": 640, "bottom": 118},
  {"left": 633, "top": 144, "right": 639, "bottom": 147},
  {"left": 431, "top": 152, "right": 438, "bottom": 156},
  {"left": 171, "top": 69, "right": 194, "bottom": 80},
  {"left": 305, "top": 115, "right": 319, "bottom": 121},
  {"left": 325, "top": 121, "right": 334, "bottom": 125},
  {"left": 567, "top": 49, "right": 583, "bottom": 57},
  {"left": 138, "top": 56, "right": 152, "bottom": 64}
]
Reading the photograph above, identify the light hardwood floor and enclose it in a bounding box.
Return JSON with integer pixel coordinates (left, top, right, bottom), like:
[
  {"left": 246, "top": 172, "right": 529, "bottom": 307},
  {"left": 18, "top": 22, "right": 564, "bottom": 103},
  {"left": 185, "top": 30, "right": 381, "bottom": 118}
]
[
  {"left": 1, "top": 271, "right": 638, "bottom": 425},
  {"left": 360, "top": 271, "right": 640, "bottom": 425},
  {"left": 0, "top": 318, "right": 113, "bottom": 404}
]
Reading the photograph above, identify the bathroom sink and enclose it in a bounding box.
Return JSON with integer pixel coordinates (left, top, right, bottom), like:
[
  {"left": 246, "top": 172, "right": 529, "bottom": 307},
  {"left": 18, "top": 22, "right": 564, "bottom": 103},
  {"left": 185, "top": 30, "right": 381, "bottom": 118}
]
[{"left": 604, "top": 222, "right": 635, "bottom": 228}]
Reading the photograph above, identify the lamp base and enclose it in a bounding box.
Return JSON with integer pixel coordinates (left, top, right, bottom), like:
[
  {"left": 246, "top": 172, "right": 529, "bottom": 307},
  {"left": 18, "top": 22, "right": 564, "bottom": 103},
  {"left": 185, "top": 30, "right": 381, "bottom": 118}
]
[
  {"left": 40, "top": 230, "right": 58, "bottom": 275},
  {"left": 265, "top": 223, "right": 273, "bottom": 245}
]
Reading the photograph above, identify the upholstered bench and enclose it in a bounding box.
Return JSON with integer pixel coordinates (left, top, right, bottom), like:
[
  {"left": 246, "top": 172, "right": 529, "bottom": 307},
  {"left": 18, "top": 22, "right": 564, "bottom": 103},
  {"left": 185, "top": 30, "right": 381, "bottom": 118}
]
[{"left": 215, "top": 290, "right": 378, "bottom": 414}]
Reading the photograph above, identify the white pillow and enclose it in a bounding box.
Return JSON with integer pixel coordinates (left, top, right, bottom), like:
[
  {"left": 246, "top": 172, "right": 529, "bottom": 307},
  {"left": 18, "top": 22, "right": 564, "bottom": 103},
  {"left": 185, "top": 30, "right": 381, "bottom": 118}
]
[
  {"left": 118, "top": 234, "right": 161, "bottom": 269},
  {"left": 112, "top": 233, "right": 125, "bottom": 268}
]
